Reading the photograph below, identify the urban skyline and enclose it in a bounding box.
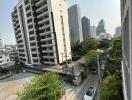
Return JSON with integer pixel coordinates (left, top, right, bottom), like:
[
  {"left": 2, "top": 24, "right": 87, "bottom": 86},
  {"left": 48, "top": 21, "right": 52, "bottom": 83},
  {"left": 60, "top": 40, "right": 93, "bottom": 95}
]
[
  {"left": 0, "top": 0, "right": 129, "bottom": 100},
  {"left": 0, "top": 0, "right": 121, "bottom": 45}
]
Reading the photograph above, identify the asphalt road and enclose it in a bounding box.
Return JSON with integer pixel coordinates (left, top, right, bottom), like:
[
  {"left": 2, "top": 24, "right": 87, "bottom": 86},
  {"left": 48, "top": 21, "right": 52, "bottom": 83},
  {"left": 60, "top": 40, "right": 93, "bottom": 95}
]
[
  {"left": 76, "top": 74, "right": 99, "bottom": 100},
  {"left": 64, "top": 74, "right": 99, "bottom": 100}
]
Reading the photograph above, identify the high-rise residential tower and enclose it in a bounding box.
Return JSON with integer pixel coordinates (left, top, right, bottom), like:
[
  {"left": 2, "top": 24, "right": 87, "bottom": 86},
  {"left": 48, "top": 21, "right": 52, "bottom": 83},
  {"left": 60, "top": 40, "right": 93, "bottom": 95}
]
[
  {"left": 121, "top": 0, "right": 132, "bottom": 100},
  {"left": 96, "top": 19, "right": 106, "bottom": 35},
  {"left": 11, "top": 0, "right": 71, "bottom": 66},
  {"left": 68, "top": 4, "right": 83, "bottom": 44},
  {"left": 81, "top": 16, "right": 90, "bottom": 40}
]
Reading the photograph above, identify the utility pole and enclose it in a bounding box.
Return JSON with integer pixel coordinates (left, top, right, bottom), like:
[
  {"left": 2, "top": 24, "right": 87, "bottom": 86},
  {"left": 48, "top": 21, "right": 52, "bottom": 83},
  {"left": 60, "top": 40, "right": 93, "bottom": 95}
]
[{"left": 97, "top": 55, "right": 101, "bottom": 83}]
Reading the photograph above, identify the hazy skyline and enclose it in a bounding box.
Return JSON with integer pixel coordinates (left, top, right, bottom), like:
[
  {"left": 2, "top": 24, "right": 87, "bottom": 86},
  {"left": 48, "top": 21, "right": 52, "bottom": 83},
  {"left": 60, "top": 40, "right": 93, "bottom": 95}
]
[{"left": 0, "top": 0, "right": 121, "bottom": 45}]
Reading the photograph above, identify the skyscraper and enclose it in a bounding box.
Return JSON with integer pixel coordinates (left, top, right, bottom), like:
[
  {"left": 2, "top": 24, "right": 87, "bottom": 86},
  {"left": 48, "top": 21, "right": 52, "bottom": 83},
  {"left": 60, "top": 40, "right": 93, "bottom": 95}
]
[
  {"left": 121, "top": 0, "right": 132, "bottom": 100},
  {"left": 68, "top": 4, "right": 83, "bottom": 44},
  {"left": 96, "top": 19, "right": 106, "bottom": 35},
  {"left": 115, "top": 26, "right": 122, "bottom": 37},
  {"left": 11, "top": 0, "right": 71, "bottom": 66},
  {"left": 90, "top": 26, "right": 96, "bottom": 38},
  {"left": 81, "top": 16, "right": 90, "bottom": 40},
  {"left": 0, "top": 33, "right": 3, "bottom": 48}
]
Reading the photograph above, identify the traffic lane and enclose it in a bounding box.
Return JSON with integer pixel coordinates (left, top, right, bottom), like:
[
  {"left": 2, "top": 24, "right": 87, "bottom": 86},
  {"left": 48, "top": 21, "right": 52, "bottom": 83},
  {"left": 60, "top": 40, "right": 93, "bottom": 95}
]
[{"left": 76, "top": 74, "right": 99, "bottom": 100}]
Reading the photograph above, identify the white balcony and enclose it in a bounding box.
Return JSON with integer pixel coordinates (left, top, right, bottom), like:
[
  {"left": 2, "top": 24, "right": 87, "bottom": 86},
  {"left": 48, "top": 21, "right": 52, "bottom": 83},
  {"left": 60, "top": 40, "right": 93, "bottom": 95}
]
[
  {"left": 40, "top": 31, "right": 51, "bottom": 36},
  {"left": 29, "top": 40, "right": 37, "bottom": 43},
  {"left": 37, "top": 11, "right": 48, "bottom": 19},
  {"left": 41, "top": 37, "right": 54, "bottom": 42},
  {"left": 38, "top": 18, "right": 49, "bottom": 24},
  {"left": 25, "top": 3, "right": 30, "bottom": 9},
  {"left": 36, "top": 4, "right": 47, "bottom": 12},
  {"left": 16, "top": 33, "right": 21, "bottom": 38},
  {"left": 43, "top": 56, "right": 56, "bottom": 59},
  {"left": 41, "top": 44, "right": 55, "bottom": 47},
  {"left": 30, "top": 45, "right": 38, "bottom": 48},
  {"left": 27, "top": 21, "right": 33, "bottom": 27},
  {"left": 42, "top": 50, "right": 55, "bottom": 53},
  {"left": 36, "top": 0, "right": 44, "bottom": 6},
  {"left": 39, "top": 25, "right": 50, "bottom": 31},
  {"left": 27, "top": 16, "right": 32, "bottom": 21},
  {"left": 17, "top": 37, "right": 23, "bottom": 42},
  {"left": 19, "top": 52, "right": 25, "bottom": 54},
  {"left": 31, "top": 51, "right": 38, "bottom": 54},
  {"left": 26, "top": 10, "right": 31, "bottom": 16},
  {"left": 28, "top": 28, "right": 34, "bottom": 32},
  {"left": 29, "top": 34, "right": 36, "bottom": 37},
  {"left": 17, "top": 42, "right": 24, "bottom": 46}
]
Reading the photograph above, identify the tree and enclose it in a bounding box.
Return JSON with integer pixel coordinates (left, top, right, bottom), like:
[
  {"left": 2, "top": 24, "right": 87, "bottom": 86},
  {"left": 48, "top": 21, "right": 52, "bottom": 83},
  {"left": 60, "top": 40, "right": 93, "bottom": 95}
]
[
  {"left": 100, "top": 72, "right": 122, "bottom": 100},
  {"left": 81, "top": 38, "right": 98, "bottom": 55},
  {"left": 112, "top": 36, "right": 122, "bottom": 59},
  {"left": 17, "top": 72, "right": 63, "bottom": 100},
  {"left": 71, "top": 41, "right": 82, "bottom": 56},
  {"left": 98, "top": 39, "right": 111, "bottom": 49},
  {"left": 84, "top": 50, "right": 98, "bottom": 70}
]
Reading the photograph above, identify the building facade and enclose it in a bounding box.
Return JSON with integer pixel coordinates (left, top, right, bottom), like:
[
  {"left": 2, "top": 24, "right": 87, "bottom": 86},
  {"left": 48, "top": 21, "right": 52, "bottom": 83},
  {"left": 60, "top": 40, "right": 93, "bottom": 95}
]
[
  {"left": 0, "top": 33, "right": 3, "bottom": 48},
  {"left": 115, "top": 26, "right": 122, "bottom": 37},
  {"left": 12, "top": 0, "right": 71, "bottom": 66},
  {"left": 0, "top": 50, "right": 15, "bottom": 68},
  {"left": 96, "top": 19, "right": 106, "bottom": 35},
  {"left": 90, "top": 26, "right": 96, "bottom": 38},
  {"left": 68, "top": 4, "right": 83, "bottom": 44},
  {"left": 121, "top": 0, "right": 132, "bottom": 100},
  {"left": 81, "top": 16, "right": 90, "bottom": 40}
]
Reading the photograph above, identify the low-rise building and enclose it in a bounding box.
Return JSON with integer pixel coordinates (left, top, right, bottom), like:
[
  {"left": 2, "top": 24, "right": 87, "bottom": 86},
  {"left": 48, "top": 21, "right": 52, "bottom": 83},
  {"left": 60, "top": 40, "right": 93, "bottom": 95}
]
[
  {"left": 0, "top": 50, "right": 15, "bottom": 68},
  {"left": 96, "top": 33, "right": 112, "bottom": 40}
]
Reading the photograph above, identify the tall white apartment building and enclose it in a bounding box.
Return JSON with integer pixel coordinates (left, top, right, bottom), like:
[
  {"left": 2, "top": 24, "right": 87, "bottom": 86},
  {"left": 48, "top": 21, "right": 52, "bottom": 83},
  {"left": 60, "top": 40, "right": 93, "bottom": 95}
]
[
  {"left": 121, "top": 0, "right": 132, "bottom": 100},
  {"left": 11, "top": 0, "right": 71, "bottom": 65}
]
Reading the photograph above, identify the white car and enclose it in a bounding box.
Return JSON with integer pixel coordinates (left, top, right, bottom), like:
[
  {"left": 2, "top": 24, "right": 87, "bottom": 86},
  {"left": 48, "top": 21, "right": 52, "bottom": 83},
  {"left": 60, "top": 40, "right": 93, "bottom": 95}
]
[{"left": 83, "top": 86, "right": 96, "bottom": 100}]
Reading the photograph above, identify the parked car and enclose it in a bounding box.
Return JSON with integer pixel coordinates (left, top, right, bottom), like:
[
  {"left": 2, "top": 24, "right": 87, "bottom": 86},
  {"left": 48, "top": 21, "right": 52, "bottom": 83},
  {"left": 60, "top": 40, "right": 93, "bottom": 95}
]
[
  {"left": 83, "top": 86, "right": 96, "bottom": 100},
  {"left": 90, "top": 68, "right": 97, "bottom": 74}
]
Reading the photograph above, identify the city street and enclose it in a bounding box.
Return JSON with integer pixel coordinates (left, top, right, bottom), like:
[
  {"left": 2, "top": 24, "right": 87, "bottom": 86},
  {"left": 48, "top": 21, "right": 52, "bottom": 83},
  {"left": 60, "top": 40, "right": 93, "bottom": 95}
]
[
  {"left": 61, "top": 74, "right": 99, "bottom": 100},
  {"left": 0, "top": 72, "right": 99, "bottom": 100}
]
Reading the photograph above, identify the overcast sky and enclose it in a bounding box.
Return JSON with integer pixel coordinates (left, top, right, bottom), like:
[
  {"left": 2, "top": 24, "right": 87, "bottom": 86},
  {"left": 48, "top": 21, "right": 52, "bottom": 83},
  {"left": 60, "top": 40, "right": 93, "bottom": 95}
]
[{"left": 0, "top": 0, "right": 121, "bottom": 45}]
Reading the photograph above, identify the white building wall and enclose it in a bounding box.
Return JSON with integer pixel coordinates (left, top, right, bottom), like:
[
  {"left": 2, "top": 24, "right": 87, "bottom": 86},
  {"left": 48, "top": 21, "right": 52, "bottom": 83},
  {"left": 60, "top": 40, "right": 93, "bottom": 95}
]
[{"left": 50, "top": 0, "right": 71, "bottom": 63}]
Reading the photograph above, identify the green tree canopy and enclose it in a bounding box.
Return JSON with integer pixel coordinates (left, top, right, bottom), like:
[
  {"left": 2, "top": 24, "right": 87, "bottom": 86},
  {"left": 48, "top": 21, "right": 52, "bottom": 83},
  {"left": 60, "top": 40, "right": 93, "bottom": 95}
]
[
  {"left": 17, "top": 72, "right": 63, "bottom": 100},
  {"left": 84, "top": 50, "right": 97, "bottom": 68},
  {"left": 112, "top": 36, "right": 122, "bottom": 59},
  {"left": 81, "top": 38, "right": 98, "bottom": 55},
  {"left": 100, "top": 72, "right": 122, "bottom": 100},
  {"left": 98, "top": 39, "right": 111, "bottom": 49}
]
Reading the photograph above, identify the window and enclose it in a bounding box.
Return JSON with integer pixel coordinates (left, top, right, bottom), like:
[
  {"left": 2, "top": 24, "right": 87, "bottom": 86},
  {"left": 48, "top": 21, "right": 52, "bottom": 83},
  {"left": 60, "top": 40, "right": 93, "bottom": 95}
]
[
  {"left": 32, "top": 54, "right": 37, "bottom": 57},
  {"left": 30, "top": 43, "right": 36, "bottom": 46},
  {"left": 33, "top": 59, "right": 38, "bottom": 63}
]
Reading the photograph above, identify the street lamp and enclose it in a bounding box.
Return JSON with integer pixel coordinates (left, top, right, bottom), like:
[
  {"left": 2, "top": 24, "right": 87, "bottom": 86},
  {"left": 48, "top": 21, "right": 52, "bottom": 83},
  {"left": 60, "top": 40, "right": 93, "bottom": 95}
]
[{"left": 96, "top": 49, "right": 102, "bottom": 83}]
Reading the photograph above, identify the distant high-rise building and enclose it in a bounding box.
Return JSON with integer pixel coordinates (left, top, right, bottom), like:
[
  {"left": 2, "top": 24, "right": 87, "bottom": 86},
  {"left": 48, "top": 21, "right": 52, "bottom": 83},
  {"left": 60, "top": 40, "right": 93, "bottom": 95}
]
[
  {"left": 0, "top": 33, "right": 3, "bottom": 48},
  {"left": 81, "top": 16, "right": 90, "bottom": 40},
  {"left": 90, "top": 26, "right": 96, "bottom": 38},
  {"left": 121, "top": 0, "right": 132, "bottom": 100},
  {"left": 12, "top": 0, "right": 71, "bottom": 66},
  {"left": 96, "top": 19, "right": 106, "bottom": 35},
  {"left": 68, "top": 4, "right": 83, "bottom": 43},
  {"left": 115, "top": 26, "right": 122, "bottom": 37}
]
